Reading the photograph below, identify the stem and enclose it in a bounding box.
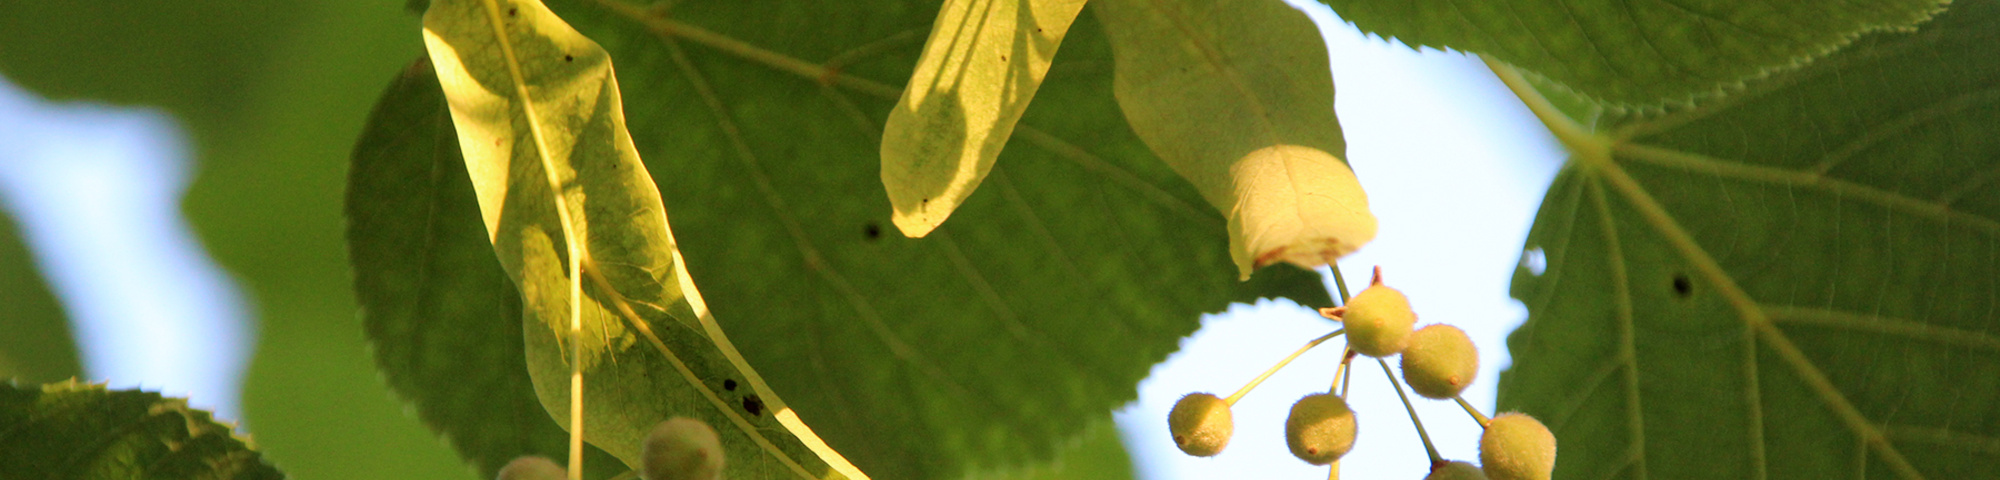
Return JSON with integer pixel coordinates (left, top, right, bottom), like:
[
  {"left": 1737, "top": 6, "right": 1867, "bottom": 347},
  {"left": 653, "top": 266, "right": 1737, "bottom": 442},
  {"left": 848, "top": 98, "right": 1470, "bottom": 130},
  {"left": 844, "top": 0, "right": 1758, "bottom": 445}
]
[
  {"left": 1224, "top": 329, "right": 1344, "bottom": 405},
  {"left": 1339, "top": 352, "right": 1354, "bottom": 398},
  {"left": 1454, "top": 395, "right": 1492, "bottom": 428},
  {"left": 1329, "top": 264, "right": 1352, "bottom": 305},
  {"left": 1379, "top": 358, "right": 1443, "bottom": 464},
  {"left": 1331, "top": 348, "right": 1356, "bottom": 398}
]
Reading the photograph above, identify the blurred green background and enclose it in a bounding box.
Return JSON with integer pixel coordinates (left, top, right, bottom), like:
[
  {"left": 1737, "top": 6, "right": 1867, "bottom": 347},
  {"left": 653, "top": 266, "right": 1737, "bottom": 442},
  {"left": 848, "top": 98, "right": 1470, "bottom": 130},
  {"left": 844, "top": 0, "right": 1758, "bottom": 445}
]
[{"left": 0, "top": 1, "right": 473, "bottom": 478}]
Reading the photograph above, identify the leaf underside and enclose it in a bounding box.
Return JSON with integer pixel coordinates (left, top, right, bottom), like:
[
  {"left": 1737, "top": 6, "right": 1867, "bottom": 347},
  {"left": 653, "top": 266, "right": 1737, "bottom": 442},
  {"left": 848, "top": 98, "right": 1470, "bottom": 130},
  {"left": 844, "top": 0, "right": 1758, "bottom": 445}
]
[
  {"left": 1317, "top": 0, "right": 1949, "bottom": 107},
  {"left": 1500, "top": 1, "right": 2000, "bottom": 479},
  {"left": 0, "top": 381, "right": 284, "bottom": 480}
]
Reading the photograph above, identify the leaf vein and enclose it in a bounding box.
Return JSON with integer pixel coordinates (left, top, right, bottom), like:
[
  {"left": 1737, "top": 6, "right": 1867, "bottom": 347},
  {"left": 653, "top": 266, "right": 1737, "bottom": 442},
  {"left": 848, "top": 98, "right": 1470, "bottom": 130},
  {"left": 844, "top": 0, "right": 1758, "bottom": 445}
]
[{"left": 1616, "top": 142, "right": 2000, "bottom": 238}]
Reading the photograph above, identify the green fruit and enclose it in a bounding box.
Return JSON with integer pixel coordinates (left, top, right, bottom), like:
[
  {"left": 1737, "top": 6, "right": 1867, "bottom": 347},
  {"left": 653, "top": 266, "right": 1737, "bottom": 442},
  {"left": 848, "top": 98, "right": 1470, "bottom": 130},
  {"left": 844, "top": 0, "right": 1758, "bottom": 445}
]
[
  {"left": 643, "top": 417, "right": 725, "bottom": 480},
  {"left": 497, "top": 456, "right": 565, "bottom": 480},
  {"left": 1400, "top": 324, "right": 1479, "bottom": 399},
  {"left": 1481, "top": 413, "right": 1556, "bottom": 480},
  {"left": 1168, "top": 392, "right": 1234, "bottom": 456},
  {"left": 1284, "top": 393, "right": 1357, "bottom": 465},
  {"left": 1427, "top": 461, "right": 1490, "bottom": 480},
  {"left": 1342, "top": 275, "right": 1416, "bottom": 358}
]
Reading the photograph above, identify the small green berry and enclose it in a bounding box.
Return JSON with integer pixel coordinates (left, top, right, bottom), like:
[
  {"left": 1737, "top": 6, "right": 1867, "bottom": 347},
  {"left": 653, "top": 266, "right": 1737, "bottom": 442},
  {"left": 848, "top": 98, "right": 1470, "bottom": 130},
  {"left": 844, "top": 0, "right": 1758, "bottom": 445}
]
[
  {"left": 1427, "top": 461, "right": 1490, "bottom": 480},
  {"left": 1481, "top": 413, "right": 1556, "bottom": 480},
  {"left": 497, "top": 456, "right": 565, "bottom": 480},
  {"left": 1340, "top": 269, "right": 1417, "bottom": 357},
  {"left": 643, "top": 417, "right": 724, "bottom": 480},
  {"left": 1284, "top": 393, "right": 1357, "bottom": 465},
  {"left": 1168, "top": 392, "right": 1233, "bottom": 456},
  {"left": 1400, "top": 324, "right": 1479, "bottom": 399}
]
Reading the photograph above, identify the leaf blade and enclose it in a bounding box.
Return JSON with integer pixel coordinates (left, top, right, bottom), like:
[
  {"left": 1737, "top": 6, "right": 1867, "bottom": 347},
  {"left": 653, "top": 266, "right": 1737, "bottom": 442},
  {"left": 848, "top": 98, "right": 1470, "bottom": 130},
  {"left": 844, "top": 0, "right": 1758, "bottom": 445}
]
[
  {"left": 347, "top": 56, "right": 628, "bottom": 480},
  {"left": 881, "top": 0, "right": 1089, "bottom": 237},
  {"left": 1317, "top": 0, "right": 1950, "bottom": 106},
  {"left": 419, "top": 0, "right": 867, "bottom": 477},
  {"left": 1501, "top": 1, "right": 2000, "bottom": 478}
]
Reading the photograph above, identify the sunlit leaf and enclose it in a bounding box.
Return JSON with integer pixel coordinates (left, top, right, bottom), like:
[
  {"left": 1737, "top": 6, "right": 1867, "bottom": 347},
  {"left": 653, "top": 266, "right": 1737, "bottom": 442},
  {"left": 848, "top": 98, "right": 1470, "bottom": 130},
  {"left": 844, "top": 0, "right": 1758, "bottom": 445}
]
[
  {"left": 1316, "top": 0, "right": 1949, "bottom": 107},
  {"left": 0, "top": 380, "right": 283, "bottom": 479},
  {"left": 881, "top": 0, "right": 1088, "bottom": 238},
  {"left": 347, "top": 57, "right": 627, "bottom": 480},
  {"left": 1094, "top": 0, "right": 1376, "bottom": 280},
  {"left": 1501, "top": 0, "right": 2000, "bottom": 478},
  {"left": 483, "top": 0, "right": 1329, "bottom": 478},
  {"left": 420, "top": 0, "right": 869, "bottom": 477}
]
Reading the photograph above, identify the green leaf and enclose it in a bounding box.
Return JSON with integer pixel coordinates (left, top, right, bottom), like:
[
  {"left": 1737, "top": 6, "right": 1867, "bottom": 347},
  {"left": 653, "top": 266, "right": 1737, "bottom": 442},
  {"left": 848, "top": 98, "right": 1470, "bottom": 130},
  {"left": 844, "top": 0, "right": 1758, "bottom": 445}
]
[
  {"left": 347, "top": 57, "right": 627, "bottom": 480},
  {"left": 355, "top": 0, "right": 1334, "bottom": 479},
  {"left": 1316, "top": 0, "right": 1949, "bottom": 107},
  {"left": 1093, "top": 0, "right": 1376, "bottom": 280},
  {"left": 0, "top": 208, "right": 81, "bottom": 384},
  {"left": 350, "top": 55, "right": 1145, "bottom": 480},
  {"left": 420, "top": 0, "right": 869, "bottom": 477},
  {"left": 1500, "top": 0, "right": 2000, "bottom": 478},
  {"left": 0, "top": 380, "right": 284, "bottom": 479},
  {"left": 998, "top": 418, "right": 1136, "bottom": 480},
  {"left": 881, "top": 0, "right": 1088, "bottom": 238}
]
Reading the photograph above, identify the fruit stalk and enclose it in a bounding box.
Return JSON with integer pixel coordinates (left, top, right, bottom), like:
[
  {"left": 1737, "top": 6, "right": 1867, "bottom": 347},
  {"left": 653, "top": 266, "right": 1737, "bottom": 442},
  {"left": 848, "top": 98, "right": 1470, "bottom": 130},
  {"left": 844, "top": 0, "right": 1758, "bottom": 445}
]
[
  {"left": 1226, "top": 329, "right": 1346, "bottom": 405},
  {"left": 1454, "top": 395, "right": 1491, "bottom": 428},
  {"left": 1378, "top": 357, "right": 1443, "bottom": 464}
]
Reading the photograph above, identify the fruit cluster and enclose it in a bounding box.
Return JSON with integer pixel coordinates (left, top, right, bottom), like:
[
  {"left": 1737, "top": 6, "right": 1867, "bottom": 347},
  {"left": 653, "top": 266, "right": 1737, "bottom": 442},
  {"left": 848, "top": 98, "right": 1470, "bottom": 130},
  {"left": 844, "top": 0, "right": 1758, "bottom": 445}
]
[{"left": 1167, "top": 267, "right": 1557, "bottom": 480}]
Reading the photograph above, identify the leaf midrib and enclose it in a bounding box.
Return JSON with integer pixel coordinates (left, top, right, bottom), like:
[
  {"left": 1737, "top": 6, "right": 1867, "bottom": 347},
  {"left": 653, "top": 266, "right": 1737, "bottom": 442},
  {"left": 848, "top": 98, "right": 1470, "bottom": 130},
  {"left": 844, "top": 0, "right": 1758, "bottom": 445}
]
[
  {"left": 456, "top": 2, "right": 842, "bottom": 477},
  {"left": 466, "top": 2, "right": 591, "bottom": 476}
]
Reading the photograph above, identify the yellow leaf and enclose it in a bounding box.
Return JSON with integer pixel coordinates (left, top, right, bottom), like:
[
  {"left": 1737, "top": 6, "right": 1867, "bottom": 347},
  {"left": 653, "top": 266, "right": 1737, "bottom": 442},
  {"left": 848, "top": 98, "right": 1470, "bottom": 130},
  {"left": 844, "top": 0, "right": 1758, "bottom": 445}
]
[
  {"left": 880, "top": 0, "right": 1088, "bottom": 238},
  {"left": 420, "top": 0, "right": 868, "bottom": 477}
]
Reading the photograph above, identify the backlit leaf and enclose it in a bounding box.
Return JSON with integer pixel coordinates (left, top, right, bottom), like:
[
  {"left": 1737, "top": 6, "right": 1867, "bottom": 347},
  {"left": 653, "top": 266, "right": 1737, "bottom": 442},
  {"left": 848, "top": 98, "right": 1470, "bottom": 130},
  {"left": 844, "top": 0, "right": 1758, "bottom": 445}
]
[
  {"left": 881, "top": 0, "right": 1088, "bottom": 238},
  {"left": 419, "top": 0, "right": 866, "bottom": 477},
  {"left": 1500, "top": 0, "right": 2000, "bottom": 478},
  {"left": 347, "top": 57, "right": 628, "bottom": 480},
  {"left": 1316, "top": 0, "right": 1949, "bottom": 107}
]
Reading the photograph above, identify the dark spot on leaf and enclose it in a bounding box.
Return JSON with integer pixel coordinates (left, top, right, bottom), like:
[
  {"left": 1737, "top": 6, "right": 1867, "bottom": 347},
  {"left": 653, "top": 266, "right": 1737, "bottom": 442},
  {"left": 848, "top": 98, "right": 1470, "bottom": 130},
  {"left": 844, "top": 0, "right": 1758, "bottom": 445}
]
[
  {"left": 1000, "top": 55, "right": 1008, "bottom": 62},
  {"left": 1672, "top": 274, "right": 1693, "bottom": 298},
  {"left": 507, "top": 7, "right": 518, "bottom": 16},
  {"left": 864, "top": 222, "right": 882, "bottom": 240},
  {"left": 742, "top": 395, "right": 764, "bottom": 416},
  {"left": 563, "top": 55, "right": 574, "bottom": 62},
  {"left": 723, "top": 379, "right": 737, "bottom": 391}
]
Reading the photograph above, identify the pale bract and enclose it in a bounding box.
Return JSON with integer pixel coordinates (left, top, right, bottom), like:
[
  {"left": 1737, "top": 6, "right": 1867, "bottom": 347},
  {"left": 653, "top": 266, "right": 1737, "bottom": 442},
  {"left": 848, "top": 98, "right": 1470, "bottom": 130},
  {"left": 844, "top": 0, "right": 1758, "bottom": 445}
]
[
  {"left": 1095, "top": 0, "right": 1376, "bottom": 280},
  {"left": 1227, "top": 145, "right": 1375, "bottom": 278}
]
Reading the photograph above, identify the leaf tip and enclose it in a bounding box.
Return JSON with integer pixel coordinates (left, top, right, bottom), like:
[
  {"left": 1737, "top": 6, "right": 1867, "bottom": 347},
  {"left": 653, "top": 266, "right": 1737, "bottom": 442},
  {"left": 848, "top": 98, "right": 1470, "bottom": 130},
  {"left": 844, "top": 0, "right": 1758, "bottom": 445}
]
[{"left": 889, "top": 205, "right": 944, "bottom": 238}]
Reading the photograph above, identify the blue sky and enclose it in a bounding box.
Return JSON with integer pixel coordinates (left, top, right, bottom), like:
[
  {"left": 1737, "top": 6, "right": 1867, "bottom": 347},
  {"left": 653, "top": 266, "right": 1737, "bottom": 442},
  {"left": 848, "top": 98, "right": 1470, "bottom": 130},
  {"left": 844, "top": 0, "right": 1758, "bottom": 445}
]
[{"left": 0, "top": 1, "right": 1563, "bottom": 477}]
